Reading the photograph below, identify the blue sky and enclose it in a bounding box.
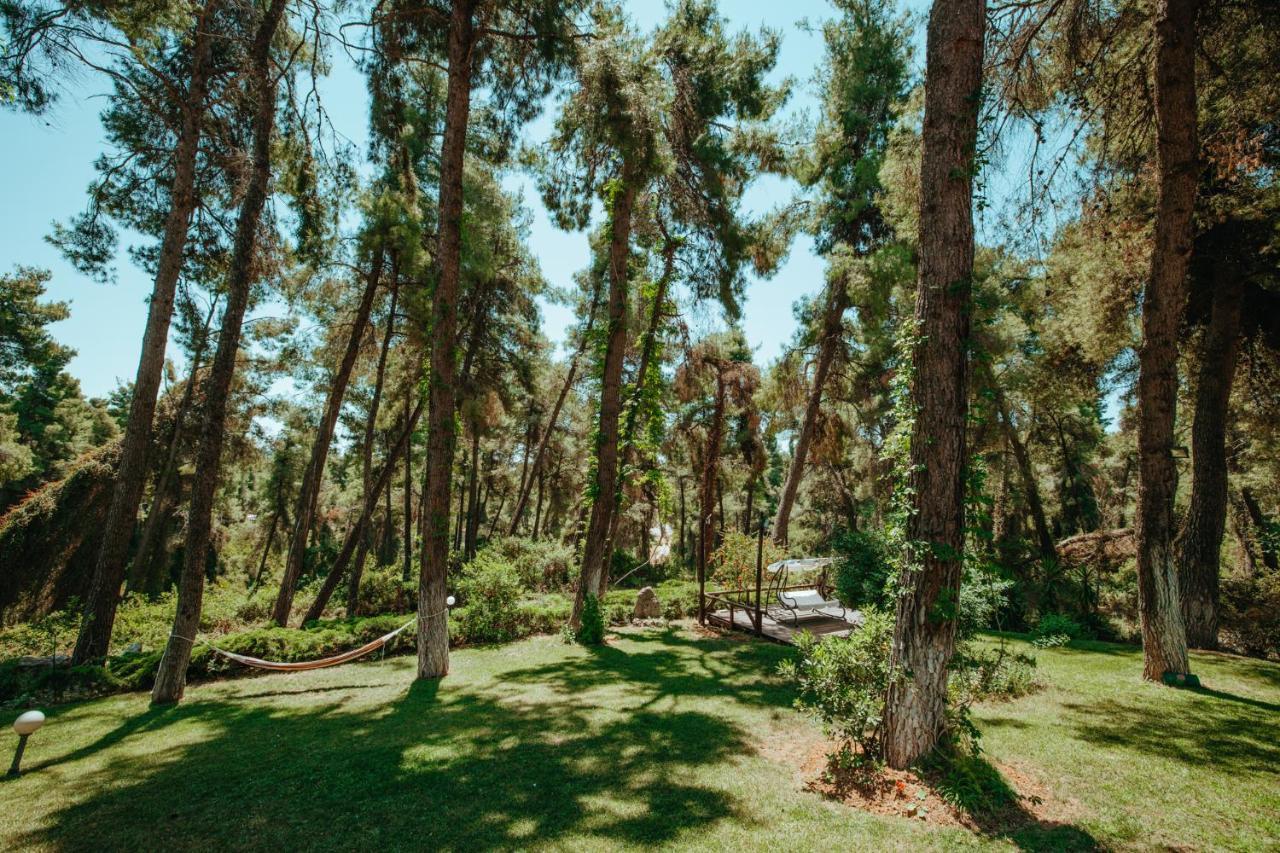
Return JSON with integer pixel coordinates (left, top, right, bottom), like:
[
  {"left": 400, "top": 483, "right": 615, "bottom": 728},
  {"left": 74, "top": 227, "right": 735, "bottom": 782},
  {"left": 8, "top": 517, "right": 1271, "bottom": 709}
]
[{"left": 0, "top": 0, "right": 937, "bottom": 400}]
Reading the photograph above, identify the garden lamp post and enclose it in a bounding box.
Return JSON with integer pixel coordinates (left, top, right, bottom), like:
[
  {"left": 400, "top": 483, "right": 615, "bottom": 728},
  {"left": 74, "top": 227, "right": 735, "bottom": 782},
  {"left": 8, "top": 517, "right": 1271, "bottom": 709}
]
[{"left": 8, "top": 710, "right": 45, "bottom": 777}]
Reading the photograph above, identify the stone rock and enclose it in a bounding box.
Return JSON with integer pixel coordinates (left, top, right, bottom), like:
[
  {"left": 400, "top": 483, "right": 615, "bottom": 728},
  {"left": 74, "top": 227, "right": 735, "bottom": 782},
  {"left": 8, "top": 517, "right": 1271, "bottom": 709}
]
[{"left": 633, "top": 586, "right": 661, "bottom": 619}]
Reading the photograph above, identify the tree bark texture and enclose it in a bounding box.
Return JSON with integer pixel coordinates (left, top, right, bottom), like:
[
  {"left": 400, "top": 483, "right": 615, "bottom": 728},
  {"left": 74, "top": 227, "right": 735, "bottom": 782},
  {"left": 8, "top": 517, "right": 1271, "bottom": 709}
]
[
  {"left": 1134, "top": 0, "right": 1198, "bottom": 682},
  {"left": 418, "top": 0, "right": 476, "bottom": 679}
]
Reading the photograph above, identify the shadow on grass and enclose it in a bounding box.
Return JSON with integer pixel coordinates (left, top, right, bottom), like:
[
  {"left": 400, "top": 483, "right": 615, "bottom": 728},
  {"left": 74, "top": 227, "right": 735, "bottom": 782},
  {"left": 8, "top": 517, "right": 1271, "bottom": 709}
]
[
  {"left": 14, "top": 634, "right": 768, "bottom": 851},
  {"left": 927, "top": 752, "right": 1100, "bottom": 852},
  {"left": 1061, "top": 685, "right": 1280, "bottom": 775}
]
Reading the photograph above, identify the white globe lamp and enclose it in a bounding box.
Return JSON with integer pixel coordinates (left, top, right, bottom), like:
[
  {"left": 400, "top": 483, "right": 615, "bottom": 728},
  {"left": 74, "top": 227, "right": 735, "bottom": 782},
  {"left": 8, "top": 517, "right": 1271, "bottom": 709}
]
[{"left": 8, "top": 710, "right": 45, "bottom": 777}]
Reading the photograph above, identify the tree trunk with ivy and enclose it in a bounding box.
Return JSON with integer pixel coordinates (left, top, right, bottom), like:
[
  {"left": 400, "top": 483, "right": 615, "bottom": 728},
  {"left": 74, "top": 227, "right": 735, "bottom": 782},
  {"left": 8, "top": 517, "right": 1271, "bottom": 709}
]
[
  {"left": 881, "top": 0, "right": 985, "bottom": 769},
  {"left": 572, "top": 178, "right": 635, "bottom": 629}
]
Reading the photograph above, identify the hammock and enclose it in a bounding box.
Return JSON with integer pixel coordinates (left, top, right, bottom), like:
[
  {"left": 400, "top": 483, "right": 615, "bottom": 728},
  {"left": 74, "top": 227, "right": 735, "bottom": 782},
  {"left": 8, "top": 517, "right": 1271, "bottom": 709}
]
[{"left": 203, "top": 616, "right": 417, "bottom": 673}]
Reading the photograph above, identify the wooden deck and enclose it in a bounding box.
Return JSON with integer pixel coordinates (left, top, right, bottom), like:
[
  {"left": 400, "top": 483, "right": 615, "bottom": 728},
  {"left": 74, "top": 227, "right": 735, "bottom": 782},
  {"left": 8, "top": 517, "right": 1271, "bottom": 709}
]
[{"left": 706, "top": 607, "right": 862, "bottom": 645}]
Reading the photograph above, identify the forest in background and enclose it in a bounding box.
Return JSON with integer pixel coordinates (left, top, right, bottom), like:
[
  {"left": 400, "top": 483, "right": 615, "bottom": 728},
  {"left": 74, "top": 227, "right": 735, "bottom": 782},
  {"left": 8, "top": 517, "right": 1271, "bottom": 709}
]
[{"left": 0, "top": 0, "right": 1277, "bottom": 768}]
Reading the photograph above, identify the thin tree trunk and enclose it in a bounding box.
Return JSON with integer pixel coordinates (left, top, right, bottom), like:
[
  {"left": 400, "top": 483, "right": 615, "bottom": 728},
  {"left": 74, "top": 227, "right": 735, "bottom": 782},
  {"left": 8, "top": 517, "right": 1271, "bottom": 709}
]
[
  {"left": 464, "top": 429, "right": 481, "bottom": 559},
  {"left": 1241, "top": 488, "right": 1277, "bottom": 572},
  {"left": 348, "top": 278, "right": 399, "bottom": 614},
  {"left": 882, "top": 0, "right": 984, "bottom": 769},
  {"left": 272, "top": 249, "right": 385, "bottom": 624},
  {"left": 74, "top": 0, "right": 221, "bottom": 664},
  {"left": 417, "top": 0, "right": 476, "bottom": 679},
  {"left": 403, "top": 388, "right": 413, "bottom": 581},
  {"left": 993, "top": 385, "right": 1055, "bottom": 561},
  {"left": 699, "top": 376, "right": 728, "bottom": 573},
  {"left": 129, "top": 296, "right": 219, "bottom": 594},
  {"left": 531, "top": 468, "right": 546, "bottom": 540},
  {"left": 773, "top": 280, "right": 848, "bottom": 545},
  {"left": 304, "top": 399, "right": 425, "bottom": 622},
  {"left": 152, "top": 0, "right": 288, "bottom": 703},
  {"left": 572, "top": 180, "right": 636, "bottom": 627},
  {"left": 251, "top": 508, "right": 281, "bottom": 592},
  {"left": 1175, "top": 260, "right": 1243, "bottom": 649},
  {"left": 1134, "top": 0, "right": 1197, "bottom": 682}
]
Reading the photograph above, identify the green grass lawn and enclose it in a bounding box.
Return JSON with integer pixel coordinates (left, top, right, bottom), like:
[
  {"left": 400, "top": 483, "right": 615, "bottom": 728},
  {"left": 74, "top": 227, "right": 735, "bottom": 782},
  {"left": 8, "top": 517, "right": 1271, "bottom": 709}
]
[{"left": 1, "top": 626, "right": 1277, "bottom": 851}]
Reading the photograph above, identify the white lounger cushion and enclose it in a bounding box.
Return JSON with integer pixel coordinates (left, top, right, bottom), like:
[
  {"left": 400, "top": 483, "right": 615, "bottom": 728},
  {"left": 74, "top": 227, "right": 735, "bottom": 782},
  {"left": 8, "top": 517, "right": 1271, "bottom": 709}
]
[{"left": 779, "top": 589, "right": 837, "bottom": 610}]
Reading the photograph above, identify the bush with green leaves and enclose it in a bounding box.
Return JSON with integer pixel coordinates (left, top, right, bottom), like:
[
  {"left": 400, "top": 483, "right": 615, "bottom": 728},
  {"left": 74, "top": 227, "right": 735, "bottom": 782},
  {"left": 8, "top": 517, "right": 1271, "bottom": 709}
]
[
  {"left": 455, "top": 551, "right": 524, "bottom": 644},
  {"left": 778, "top": 606, "right": 894, "bottom": 765},
  {"left": 951, "top": 644, "right": 1041, "bottom": 704},
  {"left": 1221, "top": 572, "right": 1280, "bottom": 658},
  {"left": 482, "top": 537, "right": 578, "bottom": 592},
  {"left": 1031, "top": 612, "right": 1090, "bottom": 647},
  {"left": 353, "top": 564, "right": 417, "bottom": 617},
  {"left": 832, "top": 529, "right": 892, "bottom": 608}
]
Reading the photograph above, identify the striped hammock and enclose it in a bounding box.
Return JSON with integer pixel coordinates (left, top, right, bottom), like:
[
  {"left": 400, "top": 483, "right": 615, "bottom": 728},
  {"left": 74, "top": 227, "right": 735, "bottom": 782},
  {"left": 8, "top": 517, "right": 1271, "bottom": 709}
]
[{"left": 205, "top": 616, "right": 417, "bottom": 673}]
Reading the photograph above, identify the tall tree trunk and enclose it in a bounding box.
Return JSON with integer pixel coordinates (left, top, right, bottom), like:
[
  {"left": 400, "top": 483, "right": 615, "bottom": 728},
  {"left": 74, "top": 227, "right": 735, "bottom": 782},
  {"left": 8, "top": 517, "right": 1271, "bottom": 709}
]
[
  {"left": 348, "top": 279, "right": 399, "bottom": 613},
  {"left": 773, "top": 280, "right": 849, "bottom": 544},
  {"left": 1175, "top": 262, "right": 1243, "bottom": 649},
  {"left": 418, "top": 0, "right": 475, "bottom": 679},
  {"left": 251, "top": 508, "right": 281, "bottom": 592},
  {"left": 882, "top": 0, "right": 985, "bottom": 769},
  {"left": 572, "top": 180, "right": 636, "bottom": 627},
  {"left": 73, "top": 0, "right": 221, "bottom": 664},
  {"left": 303, "top": 399, "right": 425, "bottom": 622},
  {"left": 402, "top": 387, "right": 413, "bottom": 581},
  {"left": 152, "top": 0, "right": 288, "bottom": 704},
  {"left": 272, "top": 250, "right": 385, "bottom": 624},
  {"left": 1134, "top": 0, "right": 1198, "bottom": 682},
  {"left": 699, "top": 375, "right": 728, "bottom": 573}
]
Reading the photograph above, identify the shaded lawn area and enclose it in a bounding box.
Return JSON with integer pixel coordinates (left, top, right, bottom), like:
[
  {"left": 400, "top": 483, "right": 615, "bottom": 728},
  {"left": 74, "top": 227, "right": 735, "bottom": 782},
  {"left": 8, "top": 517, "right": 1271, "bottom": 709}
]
[{"left": 0, "top": 626, "right": 1275, "bottom": 851}]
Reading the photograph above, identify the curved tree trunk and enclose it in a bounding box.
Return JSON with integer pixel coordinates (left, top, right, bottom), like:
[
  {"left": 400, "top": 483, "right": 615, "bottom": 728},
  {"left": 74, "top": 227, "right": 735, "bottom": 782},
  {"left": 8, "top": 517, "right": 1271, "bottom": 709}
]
[
  {"left": 303, "top": 399, "right": 424, "bottom": 623},
  {"left": 73, "top": 0, "right": 221, "bottom": 664},
  {"left": 272, "top": 249, "right": 385, "bottom": 624},
  {"left": 348, "top": 278, "right": 399, "bottom": 614},
  {"left": 882, "top": 0, "right": 985, "bottom": 769},
  {"left": 773, "top": 279, "right": 849, "bottom": 545},
  {"left": 1134, "top": 0, "right": 1198, "bottom": 683},
  {"left": 572, "top": 180, "right": 636, "bottom": 628},
  {"left": 1175, "top": 261, "right": 1243, "bottom": 649},
  {"left": 418, "top": 0, "right": 476, "bottom": 680},
  {"left": 992, "top": 385, "right": 1055, "bottom": 562},
  {"left": 152, "top": 0, "right": 289, "bottom": 704}
]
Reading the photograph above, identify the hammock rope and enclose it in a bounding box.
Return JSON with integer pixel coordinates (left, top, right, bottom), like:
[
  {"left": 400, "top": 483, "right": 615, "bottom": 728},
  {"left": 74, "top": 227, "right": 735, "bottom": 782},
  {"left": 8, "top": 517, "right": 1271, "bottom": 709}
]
[{"left": 173, "top": 611, "right": 437, "bottom": 673}]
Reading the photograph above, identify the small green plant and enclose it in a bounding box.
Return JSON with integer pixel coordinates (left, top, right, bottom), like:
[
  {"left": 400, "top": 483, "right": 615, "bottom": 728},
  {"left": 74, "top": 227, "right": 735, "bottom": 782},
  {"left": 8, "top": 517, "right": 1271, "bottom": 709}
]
[
  {"left": 575, "top": 593, "right": 605, "bottom": 646},
  {"left": 779, "top": 606, "right": 894, "bottom": 765},
  {"left": 1032, "top": 612, "right": 1090, "bottom": 647}
]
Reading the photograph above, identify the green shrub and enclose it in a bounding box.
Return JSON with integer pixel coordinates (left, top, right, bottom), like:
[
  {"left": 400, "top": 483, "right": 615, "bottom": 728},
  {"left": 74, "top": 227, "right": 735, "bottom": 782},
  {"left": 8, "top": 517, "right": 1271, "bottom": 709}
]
[
  {"left": 1221, "top": 573, "right": 1280, "bottom": 658},
  {"left": 355, "top": 564, "right": 417, "bottom": 616},
  {"left": 951, "top": 645, "right": 1041, "bottom": 703},
  {"left": 455, "top": 552, "right": 524, "bottom": 644},
  {"left": 575, "top": 593, "right": 605, "bottom": 646},
  {"left": 1031, "top": 612, "right": 1089, "bottom": 647},
  {"left": 832, "top": 529, "right": 891, "bottom": 608},
  {"left": 779, "top": 606, "right": 894, "bottom": 765},
  {"left": 483, "top": 537, "right": 578, "bottom": 591}
]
